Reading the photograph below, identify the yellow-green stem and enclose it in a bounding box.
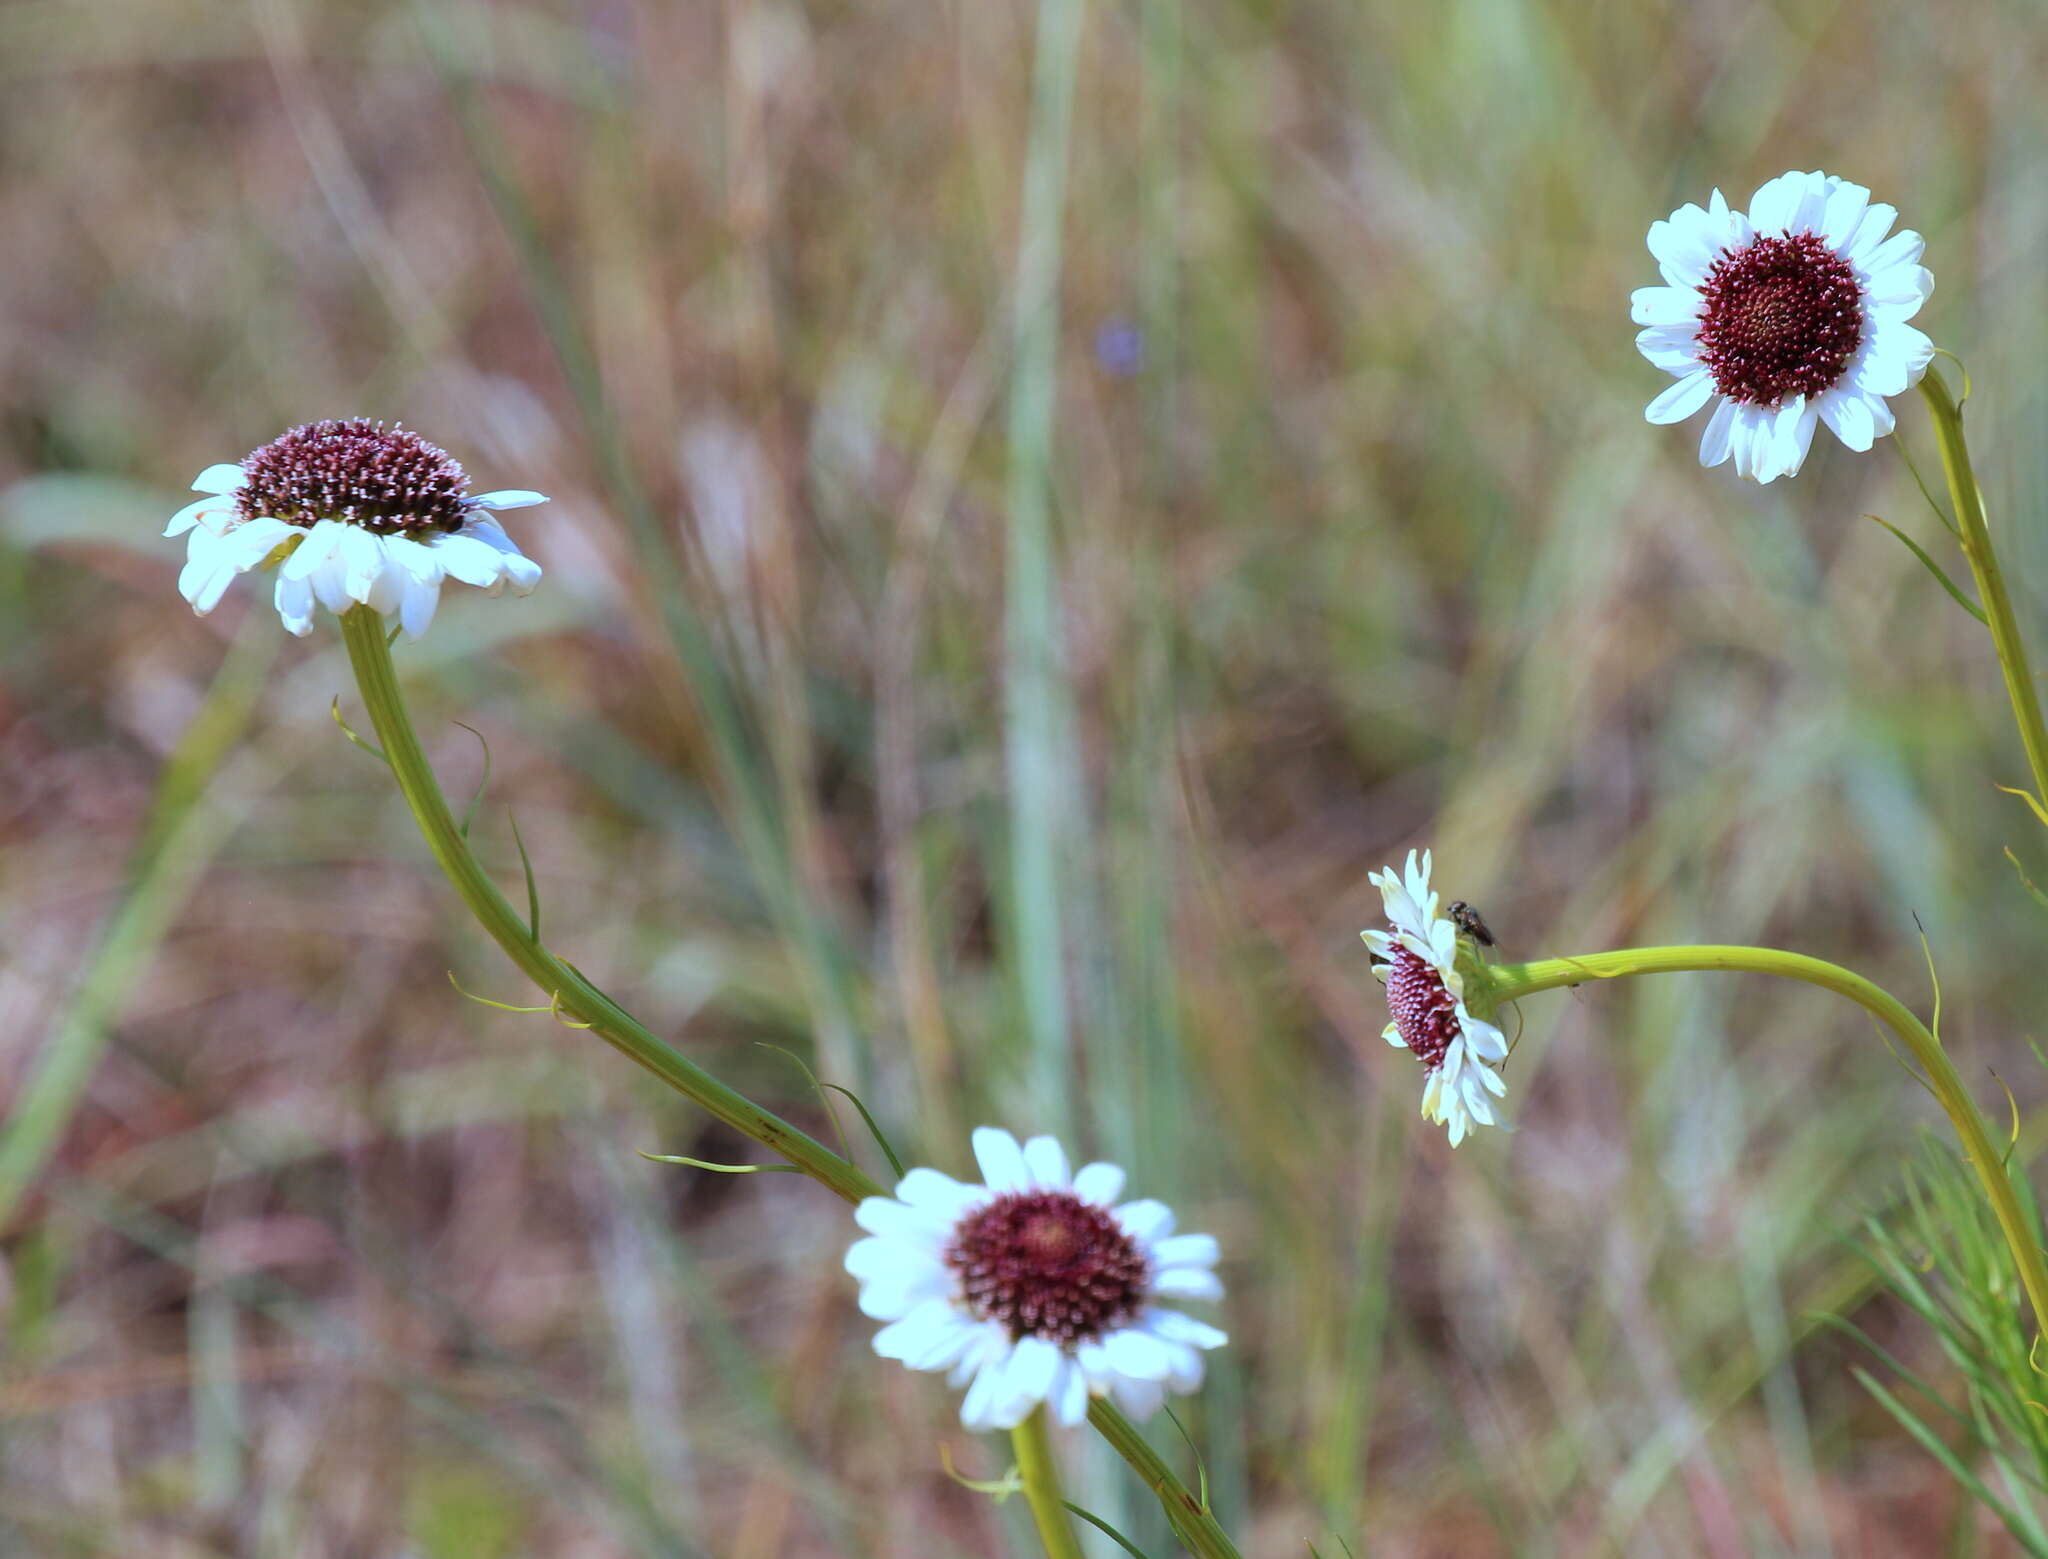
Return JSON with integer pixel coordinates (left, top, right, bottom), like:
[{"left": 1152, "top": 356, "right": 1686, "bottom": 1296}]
[
  {"left": 1487, "top": 945, "right": 2048, "bottom": 1341},
  {"left": 1919, "top": 372, "right": 2048, "bottom": 816},
  {"left": 1011, "top": 1408, "right": 1087, "bottom": 1559},
  {"left": 338, "top": 606, "right": 1245, "bottom": 1556},
  {"left": 340, "top": 606, "right": 874, "bottom": 1202}
]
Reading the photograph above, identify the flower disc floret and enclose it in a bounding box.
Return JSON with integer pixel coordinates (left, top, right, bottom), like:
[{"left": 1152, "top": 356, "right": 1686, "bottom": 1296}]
[
  {"left": 947, "top": 1189, "right": 1149, "bottom": 1344},
  {"left": 1694, "top": 232, "right": 1863, "bottom": 406},
  {"left": 236, "top": 419, "right": 473, "bottom": 535},
  {"left": 845, "top": 1128, "right": 1226, "bottom": 1432}
]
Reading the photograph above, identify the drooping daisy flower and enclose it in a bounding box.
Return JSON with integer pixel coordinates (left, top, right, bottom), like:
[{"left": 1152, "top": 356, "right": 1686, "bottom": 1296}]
[
  {"left": 166, "top": 419, "right": 546, "bottom": 639},
  {"left": 845, "top": 1127, "right": 1226, "bottom": 1432},
  {"left": 1632, "top": 171, "right": 1935, "bottom": 483},
  {"left": 1361, "top": 850, "right": 1508, "bottom": 1146}
]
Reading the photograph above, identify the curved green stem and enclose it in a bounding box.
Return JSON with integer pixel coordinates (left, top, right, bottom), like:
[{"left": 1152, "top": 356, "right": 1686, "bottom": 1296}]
[
  {"left": 341, "top": 606, "right": 874, "bottom": 1202},
  {"left": 338, "top": 606, "right": 1243, "bottom": 1554},
  {"left": 1011, "top": 1409, "right": 1087, "bottom": 1559},
  {"left": 1487, "top": 945, "right": 2048, "bottom": 1341},
  {"left": 1919, "top": 371, "right": 2048, "bottom": 816}
]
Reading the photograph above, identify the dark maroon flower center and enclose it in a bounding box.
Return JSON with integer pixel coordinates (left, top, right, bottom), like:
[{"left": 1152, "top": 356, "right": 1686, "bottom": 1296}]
[
  {"left": 236, "top": 419, "right": 472, "bottom": 534},
  {"left": 1694, "top": 232, "right": 1862, "bottom": 407},
  {"left": 1385, "top": 947, "right": 1461, "bottom": 1073},
  {"left": 945, "top": 1190, "right": 1149, "bottom": 1344}
]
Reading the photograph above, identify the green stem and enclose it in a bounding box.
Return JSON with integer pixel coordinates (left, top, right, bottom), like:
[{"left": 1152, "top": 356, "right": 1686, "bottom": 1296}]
[
  {"left": 1012, "top": 1408, "right": 1088, "bottom": 1559},
  {"left": 1085, "top": 1401, "right": 1243, "bottom": 1559},
  {"left": 1919, "top": 371, "right": 2048, "bottom": 815},
  {"left": 338, "top": 606, "right": 1244, "bottom": 1554},
  {"left": 1487, "top": 945, "right": 2048, "bottom": 1342},
  {"left": 339, "top": 605, "right": 874, "bottom": 1204}
]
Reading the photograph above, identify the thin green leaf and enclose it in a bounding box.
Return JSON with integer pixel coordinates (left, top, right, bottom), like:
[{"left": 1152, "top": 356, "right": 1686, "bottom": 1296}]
[
  {"left": 330, "top": 696, "right": 389, "bottom": 764},
  {"left": 1160, "top": 1404, "right": 1211, "bottom": 1511},
  {"left": 1934, "top": 347, "right": 1973, "bottom": 408},
  {"left": 508, "top": 807, "right": 540, "bottom": 940},
  {"left": 1863, "top": 514, "right": 1985, "bottom": 622},
  {"left": 1893, "top": 438, "right": 1961, "bottom": 539},
  {"left": 2007, "top": 849, "right": 2048, "bottom": 912},
  {"left": 1997, "top": 785, "right": 2048, "bottom": 831},
  {"left": 754, "top": 1044, "right": 854, "bottom": 1163},
  {"left": 1060, "top": 1502, "right": 1158, "bottom": 1558},
  {"left": 1851, "top": 1368, "right": 2040, "bottom": 1551},
  {"left": 937, "top": 1443, "right": 1019, "bottom": 1498},
  {"left": 637, "top": 1152, "right": 802, "bottom": 1175},
  {"left": 822, "top": 1084, "right": 905, "bottom": 1178},
  {"left": 446, "top": 970, "right": 553, "bottom": 1014},
  {"left": 454, "top": 721, "right": 493, "bottom": 842}
]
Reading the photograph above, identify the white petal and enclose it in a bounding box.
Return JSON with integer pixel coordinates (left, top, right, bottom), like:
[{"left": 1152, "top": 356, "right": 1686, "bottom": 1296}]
[
  {"left": 1383, "top": 1022, "right": 1407, "bottom": 1050},
  {"left": 426, "top": 533, "right": 507, "bottom": 589},
  {"left": 468, "top": 489, "right": 549, "bottom": 511},
  {"left": 1846, "top": 204, "right": 1899, "bottom": 263},
  {"left": 1647, "top": 208, "right": 1716, "bottom": 287},
  {"left": 273, "top": 573, "right": 316, "bottom": 637},
  {"left": 191, "top": 462, "right": 248, "bottom": 495},
  {"left": 1102, "top": 1328, "right": 1174, "bottom": 1381},
  {"left": 1636, "top": 325, "right": 1701, "bottom": 373},
  {"left": 164, "top": 495, "right": 233, "bottom": 538},
  {"left": 1698, "top": 397, "right": 1738, "bottom": 468},
  {"left": 1460, "top": 1013, "right": 1508, "bottom": 1061},
  {"left": 893, "top": 1168, "right": 986, "bottom": 1218},
  {"left": 1819, "top": 388, "right": 1876, "bottom": 452},
  {"left": 221, "top": 516, "right": 297, "bottom": 569},
  {"left": 1645, "top": 369, "right": 1715, "bottom": 425},
  {"left": 1862, "top": 229, "right": 1926, "bottom": 275},
  {"left": 308, "top": 554, "right": 354, "bottom": 614},
  {"left": 1111, "top": 1375, "right": 1166, "bottom": 1422},
  {"left": 1865, "top": 264, "right": 1935, "bottom": 310},
  {"left": 1020, "top": 1136, "right": 1071, "bottom": 1188},
  {"left": 959, "top": 1344, "right": 1024, "bottom": 1431},
  {"left": 1821, "top": 179, "right": 1872, "bottom": 247},
  {"left": 457, "top": 517, "right": 543, "bottom": 595},
  {"left": 281, "top": 519, "right": 348, "bottom": 583},
  {"left": 853, "top": 1197, "right": 953, "bottom": 1250},
  {"left": 1115, "top": 1199, "right": 1175, "bottom": 1246},
  {"left": 1004, "top": 1336, "right": 1063, "bottom": 1407},
  {"left": 857, "top": 1260, "right": 954, "bottom": 1322},
  {"left": 1748, "top": 171, "right": 1808, "bottom": 236},
  {"left": 1631, "top": 286, "right": 1703, "bottom": 328},
  {"left": 1151, "top": 1268, "right": 1225, "bottom": 1302},
  {"left": 1049, "top": 1355, "right": 1089, "bottom": 1426},
  {"left": 874, "top": 1300, "right": 979, "bottom": 1370},
  {"left": 1143, "top": 1309, "right": 1228, "bottom": 1351},
  {"left": 181, "top": 556, "right": 238, "bottom": 615},
  {"left": 1151, "top": 1234, "right": 1219, "bottom": 1271},
  {"left": 1072, "top": 1162, "right": 1126, "bottom": 1207},
  {"left": 337, "top": 527, "right": 390, "bottom": 605},
  {"left": 971, "top": 1127, "right": 1031, "bottom": 1192}
]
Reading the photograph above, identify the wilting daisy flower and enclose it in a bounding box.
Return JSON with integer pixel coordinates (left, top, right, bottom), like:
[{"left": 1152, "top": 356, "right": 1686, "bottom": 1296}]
[
  {"left": 845, "top": 1127, "right": 1226, "bottom": 1432},
  {"left": 1632, "top": 171, "right": 1935, "bottom": 483},
  {"left": 1361, "top": 850, "right": 1508, "bottom": 1146},
  {"left": 166, "top": 419, "right": 546, "bottom": 639}
]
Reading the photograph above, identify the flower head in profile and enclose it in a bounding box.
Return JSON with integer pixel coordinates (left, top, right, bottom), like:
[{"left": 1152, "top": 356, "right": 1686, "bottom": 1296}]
[
  {"left": 1633, "top": 171, "right": 1935, "bottom": 483},
  {"left": 845, "top": 1127, "right": 1226, "bottom": 1432},
  {"left": 1361, "top": 850, "right": 1508, "bottom": 1146},
  {"left": 166, "top": 419, "right": 546, "bottom": 639}
]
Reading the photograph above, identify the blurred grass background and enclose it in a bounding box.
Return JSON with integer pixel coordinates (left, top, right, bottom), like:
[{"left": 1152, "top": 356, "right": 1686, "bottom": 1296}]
[{"left": 3, "top": 0, "right": 2048, "bottom": 1553}]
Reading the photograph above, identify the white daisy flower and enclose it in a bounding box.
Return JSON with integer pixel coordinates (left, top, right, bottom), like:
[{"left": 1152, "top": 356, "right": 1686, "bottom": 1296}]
[
  {"left": 1632, "top": 170, "right": 1936, "bottom": 483},
  {"left": 844, "top": 1127, "right": 1227, "bottom": 1433},
  {"left": 1360, "top": 850, "right": 1509, "bottom": 1147},
  {"left": 166, "top": 419, "right": 547, "bottom": 639}
]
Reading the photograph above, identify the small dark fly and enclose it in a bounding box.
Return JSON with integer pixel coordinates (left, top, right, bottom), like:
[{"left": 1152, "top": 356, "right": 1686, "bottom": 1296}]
[{"left": 1447, "top": 900, "right": 1496, "bottom": 947}]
